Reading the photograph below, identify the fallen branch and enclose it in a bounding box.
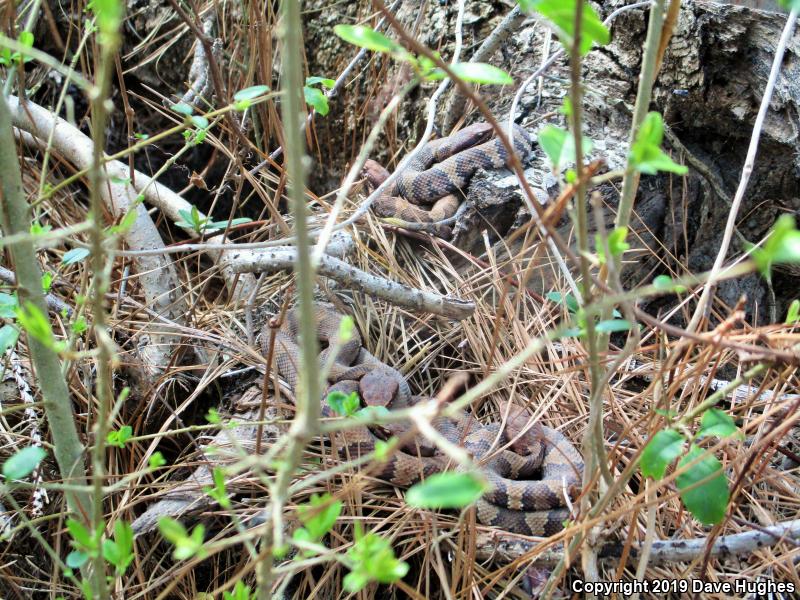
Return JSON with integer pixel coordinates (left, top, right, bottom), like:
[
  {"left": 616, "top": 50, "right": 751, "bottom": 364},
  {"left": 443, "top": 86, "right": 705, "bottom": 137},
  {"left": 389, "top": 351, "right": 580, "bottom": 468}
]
[
  {"left": 226, "top": 247, "right": 476, "bottom": 320},
  {"left": 8, "top": 95, "right": 186, "bottom": 378},
  {"left": 475, "top": 519, "right": 800, "bottom": 564}
]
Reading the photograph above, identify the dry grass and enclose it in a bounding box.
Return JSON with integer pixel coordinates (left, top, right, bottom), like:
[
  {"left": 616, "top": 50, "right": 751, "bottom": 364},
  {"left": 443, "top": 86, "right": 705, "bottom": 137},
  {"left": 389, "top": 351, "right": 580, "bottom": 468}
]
[{"left": 1, "top": 1, "right": 799, "bottom": 599}]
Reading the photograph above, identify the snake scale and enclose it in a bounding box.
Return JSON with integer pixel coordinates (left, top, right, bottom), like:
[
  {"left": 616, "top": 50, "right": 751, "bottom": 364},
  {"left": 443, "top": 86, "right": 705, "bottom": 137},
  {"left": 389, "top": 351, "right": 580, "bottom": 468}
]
[
  {"left": 274, "top": 304, "right": 584, "bottom": 536},
  {"left": 363, "top": 122, "right": 534, "bottom": 237}
]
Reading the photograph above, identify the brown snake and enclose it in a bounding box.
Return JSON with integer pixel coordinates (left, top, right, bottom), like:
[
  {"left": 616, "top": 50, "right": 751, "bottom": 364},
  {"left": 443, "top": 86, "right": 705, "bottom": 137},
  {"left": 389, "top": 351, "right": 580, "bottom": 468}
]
[
  {"left": 274, "top": 304, "right": 584, "bottom": 536},
  {"left": 363, "top": 122, "right": 534, "bottom": 237}
]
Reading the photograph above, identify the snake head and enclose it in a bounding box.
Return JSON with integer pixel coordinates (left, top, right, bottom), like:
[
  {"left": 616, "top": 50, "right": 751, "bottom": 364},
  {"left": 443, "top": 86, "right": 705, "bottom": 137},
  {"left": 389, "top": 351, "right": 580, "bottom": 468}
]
[
  {"left": 358, "top": 369, "right": 399, "bottom": 407},
  {"left": 362, "top": 159, "right": 391, "bottom": 190}
]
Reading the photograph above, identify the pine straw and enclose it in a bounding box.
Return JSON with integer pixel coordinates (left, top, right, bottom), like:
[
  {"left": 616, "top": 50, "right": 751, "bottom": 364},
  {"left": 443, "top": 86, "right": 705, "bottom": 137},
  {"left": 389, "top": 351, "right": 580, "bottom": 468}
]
[{"left": 2, "top": 3, "right": 800, "bottom": 600}]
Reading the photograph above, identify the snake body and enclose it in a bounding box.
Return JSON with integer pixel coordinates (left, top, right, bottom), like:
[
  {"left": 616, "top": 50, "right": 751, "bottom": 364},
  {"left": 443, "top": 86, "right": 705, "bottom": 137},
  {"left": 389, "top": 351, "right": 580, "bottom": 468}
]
[
  {"left": 274, "top": 305, "right": 583, "bottom": 536},
  {"left": 363, "top": 123, "right": 534, "bottom": 236}
]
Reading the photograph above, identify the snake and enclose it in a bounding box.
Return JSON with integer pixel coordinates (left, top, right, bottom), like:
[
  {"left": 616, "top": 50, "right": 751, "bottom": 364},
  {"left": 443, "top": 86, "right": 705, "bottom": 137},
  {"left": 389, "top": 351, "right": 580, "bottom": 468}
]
[
  {"left": 273, "top": 304, "right": 584, "bottom": 536},
  {"left": 363, "top": 122, "right": 534, "bottom": 237}
]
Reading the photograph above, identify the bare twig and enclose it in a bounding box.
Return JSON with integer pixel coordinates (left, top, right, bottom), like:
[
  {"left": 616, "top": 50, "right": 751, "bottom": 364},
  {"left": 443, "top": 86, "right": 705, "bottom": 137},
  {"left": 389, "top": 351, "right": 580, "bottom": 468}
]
[
  {"left": 226, "top": 247, "right": 475, "bottom": 320},
  {"left": 687, "top": 8, "right": 799, "bottom": 332}
]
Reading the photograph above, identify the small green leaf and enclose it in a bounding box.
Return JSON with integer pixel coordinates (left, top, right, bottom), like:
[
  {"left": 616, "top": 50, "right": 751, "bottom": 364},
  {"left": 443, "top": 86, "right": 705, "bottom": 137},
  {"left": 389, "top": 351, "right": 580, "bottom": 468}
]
[
  {"left": 18, "top": 31, "right": 34, "bottom": 48},
  {"left": 537, "top": 125, "right": 592, "bottom": 171},
  {"left": 640, "top": 429, "right": 685, "bottom": 479},
  {"left": 449, "top": 62, "right": 513, "bottom": 85},
  {"left": 344, "top": 526, "right": 409, "bottom": 592},
  {"left": 597, "top": 227, "right": 629, "bottom": 264},
  {"left": 203, "top": 467, "right": 231, "bottom": 509},
  {"left": 333, "top": 25, "right": 401, "bottom": 55},
  {"left": 752, "top": 215, "right": 800, "bottom": 277},
  {"left": 786, "top": 299, "right": 800, "bottom": 324},
  {"left": 0, "top": 325, "right": 19, "bottom": 353},
  {"left": 66, "top": 550, "right": 89, "bottom": 569},
  {"left": 652, "top": 274, "right": 687, "bottom": 293},
  {"left": 546, "top": 291, "right": 579, "bottom": 313},
  {"left": 15, "top": 302, "right": 55, "bottom": 348},
  {"left": 629, "top": 112, "right": 688, "bottom": 175},
  {"left": 149, "top": 452, "right": 166, "bottom": 469},
  {"left": 158, "top": 518, "right": 206, "bottom": 561},
  {"left": 62, "top": 248, "right": 90, "bottom": 265},
  {"left": 525, "top": 0, "right": 610, "bottom": 54},
  {"left": 2, "top": 446, "right": 46, "bottom": 479},
  {"left": 66, "top": 518, "right": 94, "bottom": 549},
  {"left": 190, "top": 115, "right": 209, "bottom": 129},
  {"left": 306, "top": 76, "right": 335, "bottom": 88},
  {"left": 327, "top": 390, "right": 360, "bottom": 416},
  {"left": 406, "top": 472, "right": 488, "bottom": 508},
  {"left": 303, "top": 85, "right": 329, "bottom": 115},
  {"left": 374, "top": 438, "right": 396, "bottom": 461},
  {"left": 233, "top": 85, "right": 270, "bottom": 102},
  {"left": 206, "top": 407, "right": 221, "bottom": 424},
  {"left": 0, "top": 293, "right": 18, "bottom": 318},
  {"left": 594, "top": 319, "right": 632, "bottom": 333},
  {"left": 171, "top": 102, "right": 194, "bottom": 116},
  {"left": 676, "top": 445, "right": 728, "bottom": 525},
  {"left": 297, "top": 493, "right": 342, "bottom": 540},
  {"left": 106, "top": 425, "right": 133, "bottom": 448},
  {"left": 697, "top": 409, "right": 741, "bottom": 439}
]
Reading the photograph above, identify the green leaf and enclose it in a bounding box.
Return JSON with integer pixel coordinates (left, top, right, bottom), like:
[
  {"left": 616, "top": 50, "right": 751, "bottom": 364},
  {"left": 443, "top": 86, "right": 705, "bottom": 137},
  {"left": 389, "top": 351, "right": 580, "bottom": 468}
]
[
  {"left": 449, "top": 62, "right": 513, "bottom": 85},
  {"left": 15, "top": 301, "right": 56, "bottom": 348},
  {"left": 676, "top": 445, "right": 728, "bottom": 525},
  {"left": 326, "top": 390, "right": 360, "bottom": 416},
  {"left": 2, "top": 446, "right": 46, "bottom": 479},
  {"left": 297, "top": 493, "right": 342, "bottom": 540},
  {"left": 18, "top": 31, "right": 34, "bottom": 48},
  {"left": 374, "top": 438, "right": 396, "bottom": 461},
  {"left": 103, "top": 520, "right": 134, "bottom": 574},
  {"left": 206, "top": 407, "right": 221, "bottom": 424},
  {"left": 158, "top": 518, "right": 206, "bottom": 561},
  {"left": 0, "top": 325, "right": 19, "bottom": 354},
  {"left": 106, "top": 425, "right": 133, "bottom": 448},
  {"left": 597, "top": 227, "right": 629, "bottom": 264},
  {"left": 66, "top": 518, "right": 94, "bottom": 549},
  {"left": 546, "top": 291, "right": 579, "bottom": 313},
  {"left": 652, "top": 274, "right": 687, "bottom": 293},
  {"left": 203, "top": 467, "right": 231, "bottom": 509},
  {"left": 170, "top": 102, "right": 194, "bottom": 116},
  {"left": 303, "top": 85, "right": 329, "bottom": 115},
  {"left": 306, "top": 76, "right": 335, "bottom": 88},
  {"left": 62, "top": 248, "right": 90, "bottom": 265},
  {"left": 149, "top": 452, "right": 167, "bottom": 469},
  {"left": 594, "top": 319, "right": 632, "bottom": 333},
  {"left": 190, "top": 115, "right": 209, "bottom": 129},
  {"left": 526, "top": 0, "right": 610, "bottom": 54},
  {"left": 640, "top": 429, "right": 685, "bottom": 479},
  {"left": 752, "top": 215, "right": 800, "bottom": 277},
  {"left": 66, "top": 550, "right": 89, "bottom": 569},
  {"left": 537, "top": 125, "right": 592, "bottom": 171},
  {"left": 223, "top": 581, "right": 254, "bottom": 600},
  {"left": 629, "top": 112, "right": 688, "bottom": 175},
  {"left": 0, "top": 293, "right": 18, "bottom": 318},
  {"left": 333, "top": 25, "right": 401, "bottom": 55},
  {"left": 233, "top": 85, "right": 270, "bottom": 102},
  {"left": 405, "top": 472, "right": 488, "bottom": 508},
  {"left": 344, "top": 526, "right": 409, "bottom": 592},
  {"left": 786, "top": 299, "right": 800, "bottom": 324},
  {"left": 697, "top": 408, "right": 741, "bottom": 439}
]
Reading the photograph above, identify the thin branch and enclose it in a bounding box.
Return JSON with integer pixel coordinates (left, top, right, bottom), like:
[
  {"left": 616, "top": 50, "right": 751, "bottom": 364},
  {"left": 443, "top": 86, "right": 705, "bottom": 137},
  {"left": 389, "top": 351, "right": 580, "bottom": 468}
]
[
  {"left": 687, "top": 8, "right": 799, "bottom": 332},
  {"left": 226, "top": 247, "right": 476, "bottom": 320}
]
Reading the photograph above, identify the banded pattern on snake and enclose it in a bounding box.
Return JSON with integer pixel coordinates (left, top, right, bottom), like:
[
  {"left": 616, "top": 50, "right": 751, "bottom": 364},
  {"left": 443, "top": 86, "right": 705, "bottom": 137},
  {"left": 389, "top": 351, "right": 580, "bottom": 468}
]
[
  {"left": 274, "top": 304, "right": 583, "bottom": 536},
  {"left": 363, "top": 122, "right": 534, "bottom": 237}
]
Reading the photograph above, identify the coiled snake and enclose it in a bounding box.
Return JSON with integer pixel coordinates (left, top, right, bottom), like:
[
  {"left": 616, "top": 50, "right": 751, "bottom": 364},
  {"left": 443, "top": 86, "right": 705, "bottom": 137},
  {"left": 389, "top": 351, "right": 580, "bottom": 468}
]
[
  {"left": 274, "top": 305, "right": 583, "bottom": 536},
  {"left": 363, "top": 122, "right": 534, "bottom": 237}
]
